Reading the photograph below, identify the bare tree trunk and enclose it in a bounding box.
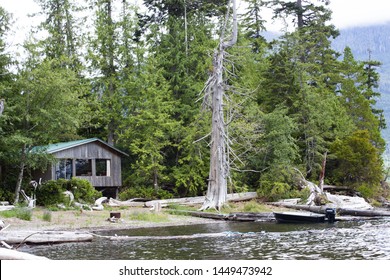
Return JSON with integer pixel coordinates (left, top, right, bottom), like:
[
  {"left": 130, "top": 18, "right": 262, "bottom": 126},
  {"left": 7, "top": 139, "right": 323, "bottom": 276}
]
[
  {"left": 318, "top": 151, "right": 327, "bottom": 191},
  {"left": 14, "top": 144, "right": 27, "bottom": 205},
  {"left": 297, "top": 0, "right": 304, "bottom": 29},
  {"left": 0, "top": 99, "right": 4, "bottom": 116},
  {"left": 201, "top": 0, "right": 238, "bottom": 211}
]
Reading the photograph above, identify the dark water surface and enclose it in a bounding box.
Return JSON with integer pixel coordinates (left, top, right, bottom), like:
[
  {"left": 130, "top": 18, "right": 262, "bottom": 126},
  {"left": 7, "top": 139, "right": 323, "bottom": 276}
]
[{"left": 21, "top": 218, "right": 390, "bottom": 260}]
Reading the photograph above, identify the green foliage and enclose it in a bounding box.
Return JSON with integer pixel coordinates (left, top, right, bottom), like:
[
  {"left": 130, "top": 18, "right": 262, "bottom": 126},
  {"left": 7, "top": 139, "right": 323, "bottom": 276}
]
[
  {"left": 36, "top": 178, "right": 101, "bottom": 206},
  {"left": 65, "top": 178, "right": 102, "bottom": 204},
  {"left": 257, "top": 170, "right": 310, "bottom": 202},
  {"left": 42, "top": 210, "right": 52, "bottom": 222},
  {"left": 0, "top": 0, "right": 387, "bottom": 204},
  {"left": 330, "top": 130, "right": 383, "bottom": 189},
  {"left": 0, "top": 186, "right": 13, "bottom": 202},
  {"left": 257, "top": 181, "right": 294, "bottom": 202},
  {"left": 0, "top": 207, "right": 32, "bottom": 221},
  {"left": 36, "top": 180, "right": 67, "bottom": 207},
  {"left": 357, "top": 184, "right": 377, "bottom": 199},
  {"left": 119, "top": 186, "right": 173, "bottom": 201}
]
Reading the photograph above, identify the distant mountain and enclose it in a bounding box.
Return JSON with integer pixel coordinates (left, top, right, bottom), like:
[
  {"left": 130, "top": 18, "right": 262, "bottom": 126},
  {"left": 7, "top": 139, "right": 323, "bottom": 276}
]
[{"left": 333, "top": 23, "right": 390, "bottom": 159}]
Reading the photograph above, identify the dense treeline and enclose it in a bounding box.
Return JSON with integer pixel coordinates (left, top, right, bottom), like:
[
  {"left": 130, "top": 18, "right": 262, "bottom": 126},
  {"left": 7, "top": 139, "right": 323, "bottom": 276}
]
[{"left": 0, "top": 0, "right": 387, "bottom": 204}]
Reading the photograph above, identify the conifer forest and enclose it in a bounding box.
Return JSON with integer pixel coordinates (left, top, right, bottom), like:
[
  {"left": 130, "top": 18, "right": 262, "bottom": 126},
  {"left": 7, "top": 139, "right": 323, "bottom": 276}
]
[{"left": 0, "top": 1, "right": 388, "bottom": 207}]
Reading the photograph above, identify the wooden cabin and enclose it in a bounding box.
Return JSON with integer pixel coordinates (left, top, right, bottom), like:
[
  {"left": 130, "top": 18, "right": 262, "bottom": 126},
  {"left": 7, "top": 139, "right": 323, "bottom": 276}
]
[{"left": 32, "top": 138, "right": 128, "bottom": 198}]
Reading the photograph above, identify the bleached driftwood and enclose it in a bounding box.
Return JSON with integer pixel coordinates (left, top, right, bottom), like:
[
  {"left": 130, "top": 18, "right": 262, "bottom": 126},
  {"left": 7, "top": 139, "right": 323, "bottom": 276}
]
[
  {"left": 20, "top": 190, "right": 36, "bottom": 208},
  {"left": 145, "top": 192, "right": 258, "bottom": 208},
  {"left": 0, "top": 231, "right": 94, "bottom": 245},
  {"left": 107, "top": 198, "right": 145, "bottom": 207},
  {"left": 269, "top": 202, "right": 390, "bottom": 217},
  {"left": 0, "top": 205, "right": 15, "bottom": 212},
  {"left": 326, "top": 193, "right": 373, "bottom": 210},
  {"left": 293, "top": 168, "right": 325, "bottom": 205},
  {"left": 0, "top": 248, "right": 48, "bottom": 260},
  {"left": 92, "top": 197, "right": 108, "bottom": 211},
  {"left": 63, "top": 190, "right": 75, "bottom": 205},
  {"left": 108, "top": 192, "right": 258, "bottom": 209}
]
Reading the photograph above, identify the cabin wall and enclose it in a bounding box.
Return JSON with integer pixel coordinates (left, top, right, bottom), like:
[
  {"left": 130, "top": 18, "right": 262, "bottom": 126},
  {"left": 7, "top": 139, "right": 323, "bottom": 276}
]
[
  {"left": 52, "top": 142, "right": 122, "bottom": 188},
  {"left": 33, "top": 142, "right": 123, "bottom": 191}
]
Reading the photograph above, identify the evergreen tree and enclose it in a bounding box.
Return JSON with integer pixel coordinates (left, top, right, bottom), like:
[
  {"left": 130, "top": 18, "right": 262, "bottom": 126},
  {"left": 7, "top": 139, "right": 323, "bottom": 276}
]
[
  {"left": 34, "top": 0, "right": 84, "bottom": 70},
  {"left": 0, "top": 6, "right": 14, "bottom": 199},
  {"left": 338, "top": 47, "right": 385, "bottom": 151},
  {"left": 120, "top": 57, "right": 180, "bottom": 190},
  {"left": 261, "top": 0, "right": 349, "bottom": 179},
  {"left": 87, "top": 0, "right": 139, "bottom": 145},
  {"left": 1, "top": 58, "right": 83, "bottom": 203},
  {"left": 242, "top": 0, "right": 267, "bottom": 53}
]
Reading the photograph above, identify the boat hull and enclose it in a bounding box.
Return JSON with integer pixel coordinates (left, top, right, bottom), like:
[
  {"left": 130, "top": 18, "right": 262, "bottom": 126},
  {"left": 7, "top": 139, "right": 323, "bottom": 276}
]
[{"left": 274, "top": 212, "right": 326, "bottom": 223}]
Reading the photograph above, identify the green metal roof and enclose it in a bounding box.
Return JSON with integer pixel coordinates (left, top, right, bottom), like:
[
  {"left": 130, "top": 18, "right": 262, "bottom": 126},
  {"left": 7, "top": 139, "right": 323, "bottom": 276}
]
[{"left": 31, "top": 138, "right": 128, "bottom": 156}]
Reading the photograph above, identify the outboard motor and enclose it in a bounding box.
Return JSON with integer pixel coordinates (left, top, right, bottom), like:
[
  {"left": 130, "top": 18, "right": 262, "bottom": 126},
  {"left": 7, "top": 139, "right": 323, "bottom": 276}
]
[{"left": 325, "top": 208, "right": 336, "bottom": 223}]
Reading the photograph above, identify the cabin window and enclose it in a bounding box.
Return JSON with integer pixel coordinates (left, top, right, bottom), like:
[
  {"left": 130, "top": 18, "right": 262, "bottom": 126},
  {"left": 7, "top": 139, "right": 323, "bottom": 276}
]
[
  {"left": 75, "top": 159, "right": 92, "bottom": 176},
  {"left": 55, "top": 159, "right": 73, "bottom": 179},
  {"left": 96, "top": 159, "right": 111, "bottom": 176}
]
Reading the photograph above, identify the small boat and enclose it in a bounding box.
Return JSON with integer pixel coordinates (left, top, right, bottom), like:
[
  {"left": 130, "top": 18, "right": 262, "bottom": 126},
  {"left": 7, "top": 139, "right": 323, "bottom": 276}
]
[{"left": 273, "top": 211, "right": 326, "bottom": 223}]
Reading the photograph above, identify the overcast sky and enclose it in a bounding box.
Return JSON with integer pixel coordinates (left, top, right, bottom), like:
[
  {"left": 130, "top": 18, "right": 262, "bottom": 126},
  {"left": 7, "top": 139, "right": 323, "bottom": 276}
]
[{"left": 1, "top": 0, "right": 390, "bottom": 43}]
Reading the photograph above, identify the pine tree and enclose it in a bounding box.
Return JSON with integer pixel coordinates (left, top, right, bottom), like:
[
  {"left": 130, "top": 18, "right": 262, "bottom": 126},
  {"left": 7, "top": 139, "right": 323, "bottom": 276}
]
[
  {"left": 34, "top": 0, "right": 84, "bottom": 70},
  {"left": 120, "top": 57, "right": 180, "bottom": 190}
]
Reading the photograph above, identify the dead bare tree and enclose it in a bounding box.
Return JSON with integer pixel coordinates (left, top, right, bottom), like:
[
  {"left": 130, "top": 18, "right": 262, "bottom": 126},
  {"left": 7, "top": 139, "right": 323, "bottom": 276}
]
[
  {"left": 0, "top": 99, "right": 4, "bottom": 116},
  {"left": 200, "top": 0, "right": 238, "bottom": 211}
]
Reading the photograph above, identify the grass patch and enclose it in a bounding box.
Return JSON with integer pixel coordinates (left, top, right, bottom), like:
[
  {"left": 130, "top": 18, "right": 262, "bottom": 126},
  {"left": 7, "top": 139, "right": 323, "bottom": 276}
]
[
  {"left": 42, "top": 211, "right": 52, "bottom": 222},
  {"left": 242, "top": 201, "right": 274, "bottom": 212},
  {"left": 212, "top": 200, "right": 275, "bottom": 214},
  {"left": 0, "top": 207, "right": 32, "bottom": 221},
  {"left": 127, "top": 211, "right": 170, "bottom": 223}
]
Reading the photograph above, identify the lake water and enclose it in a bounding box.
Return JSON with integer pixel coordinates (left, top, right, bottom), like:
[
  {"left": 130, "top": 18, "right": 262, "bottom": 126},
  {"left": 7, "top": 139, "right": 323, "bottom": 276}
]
[{"left": 20, "top": 218, "right": 390, "bottom": 260}]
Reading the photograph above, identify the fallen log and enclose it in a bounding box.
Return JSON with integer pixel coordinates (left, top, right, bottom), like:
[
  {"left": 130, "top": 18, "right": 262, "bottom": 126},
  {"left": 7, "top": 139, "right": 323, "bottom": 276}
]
[
  {"left": 0, "top": 248, "right": 48, "bottom": 260},
  {"left": 170, "top": 210, "right": 275, "bottom": 222},
  {"left": 145, "top": 192, "right": 258, "bottom": 208},
  {"left": 0, "top": 231, "right": 94, "bottom": 245},
  {"left": 228, "top": 212, "right": 275, "bottom": 222},
  {"left": 323, "top": 185, "right": 360, "bottom": 196},
  {"left": 269, "top": 202, "right": 390, "bottom": 217},
  {"left": 108, "top": 192, "right": 258, "bottom": 209},
  {"left": 107, "top": 198, "right": 146, "bottom": 208}
]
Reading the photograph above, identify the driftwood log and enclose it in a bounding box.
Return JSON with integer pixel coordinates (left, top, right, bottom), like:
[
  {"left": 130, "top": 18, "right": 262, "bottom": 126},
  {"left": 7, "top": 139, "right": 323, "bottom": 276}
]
[
  {"left": 171, "top": 210, "right": 275, "bottom": 222},
  {"left": 0, "top": 248, "right": 48, "bottom": 260},
  {"left": 108, "top": 192, "right": 258, "bottom": 209},
  {"left": 269, "top": 202, "right": 390, "bottom": 217},
  {"left": 0, "top": 231, "right": 94, "bottom": 245}
]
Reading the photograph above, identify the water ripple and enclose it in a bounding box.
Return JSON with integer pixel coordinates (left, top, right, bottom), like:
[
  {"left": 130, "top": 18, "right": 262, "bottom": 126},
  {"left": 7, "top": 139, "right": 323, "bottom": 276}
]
[{"left": 21, "top": 218, "right": 390, "bottom": 260}]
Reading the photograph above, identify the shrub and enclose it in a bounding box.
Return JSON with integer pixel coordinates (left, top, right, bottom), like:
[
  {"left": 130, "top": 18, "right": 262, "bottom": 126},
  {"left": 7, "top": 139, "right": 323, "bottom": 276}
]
[
  {"left": 36, "top": 178, "right": 101, "bottom": 207},
  {"left": 65, "top": 178, "right": 102, "bottom": 204},
  {"left": 119, "top": 186, "right": 173, "bottom": 201},
  {"left": 357, "top": 184, "right": 378, "bottom": 199},
  {"left": 257, "top": 181, "right": 291, "bottom": 202},
  {"left": 42, "top": 211, "right": 52, "bottom": 222},
  {"left": 36, "top": 180, "right": 67, "bottom": 206},
  {"left": 257, "top": 181, "right": 303, "bottom": 202},
  {"left": 329, "top": 130, "right": 383, "bottom": 188},
  {"left": 16, "top": 208, "right": 32, "bottom": 221}
]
